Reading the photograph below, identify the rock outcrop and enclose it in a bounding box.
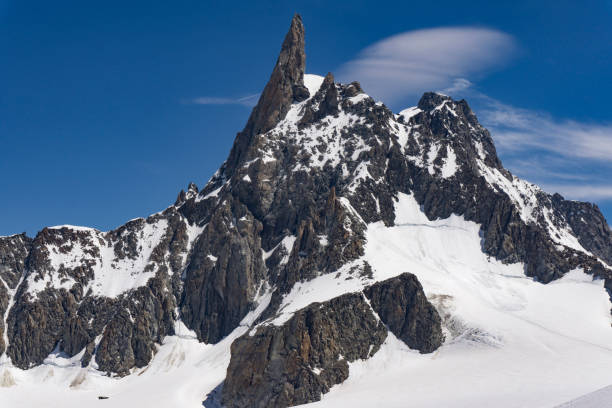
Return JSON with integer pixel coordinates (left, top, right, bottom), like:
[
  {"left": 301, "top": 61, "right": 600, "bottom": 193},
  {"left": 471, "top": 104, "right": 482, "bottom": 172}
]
[
  {"left": 180, "top": 199, "right": 266, "bottom": 344},
  {"left": 364, "top": 273, "right": 444, "bottom": 353},
  {"left": 221, "top": 273, "right": 443, "bottom": 408},
  {"left": 5, "top": 210, "right": 192, "bottom": 372},
  {"left": 222, "top": 293, "right": 384, "bottom": 408},
  {"left": 0, "top": 234, "right": 31, "bottom": 357}
]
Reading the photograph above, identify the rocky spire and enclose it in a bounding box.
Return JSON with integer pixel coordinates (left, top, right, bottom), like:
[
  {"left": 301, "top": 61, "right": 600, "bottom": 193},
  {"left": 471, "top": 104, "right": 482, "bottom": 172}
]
[
  {"left": 225, "top": 14, "right": 308, "bottom": 174},
  {"left": 246, "top": 13, "right": 308, "bottom": 135}
]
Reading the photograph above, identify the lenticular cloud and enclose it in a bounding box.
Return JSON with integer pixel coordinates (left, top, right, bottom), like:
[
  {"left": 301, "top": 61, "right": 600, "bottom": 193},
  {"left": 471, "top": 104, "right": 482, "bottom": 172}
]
[{"left": 338, "top": 27, "right": 516, "bottom": 102}]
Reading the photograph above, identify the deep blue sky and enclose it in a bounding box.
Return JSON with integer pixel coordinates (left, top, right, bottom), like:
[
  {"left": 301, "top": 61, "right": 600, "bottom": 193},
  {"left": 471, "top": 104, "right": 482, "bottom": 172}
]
[{"left": 1, "top": 0, "right": 611, "bottom": 236}]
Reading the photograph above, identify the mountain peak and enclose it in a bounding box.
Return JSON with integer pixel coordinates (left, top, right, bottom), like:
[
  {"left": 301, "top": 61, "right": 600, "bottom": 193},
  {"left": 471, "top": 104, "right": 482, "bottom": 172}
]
[
  {"left": 251, "top": 12, "right": 308, "bottom": 124},
  {"left": 224, "top": 14, "right": 308, "bottom": 175},
  {"left": 3, "top": 15, "right": 612, "bottom": 408},
  {"left": 417, "top": 91, "right": 453, "bottom": 111}
]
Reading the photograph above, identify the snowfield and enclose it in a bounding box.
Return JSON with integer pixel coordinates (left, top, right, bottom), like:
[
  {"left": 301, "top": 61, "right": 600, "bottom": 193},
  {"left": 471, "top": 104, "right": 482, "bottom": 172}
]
[
  {"left": 1, "top": 193, "right": 611, "bottom": 407},
  {"left": 555, "top": 385, "right": 612, "bottom": 407}
]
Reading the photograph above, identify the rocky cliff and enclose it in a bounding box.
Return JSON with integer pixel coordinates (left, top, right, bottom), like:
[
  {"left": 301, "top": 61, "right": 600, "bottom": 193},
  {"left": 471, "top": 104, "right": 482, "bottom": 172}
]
[
  {"left": 0, "top": 13, "right": 611, "bottom": 408},
  {"left": 221, "top": 273, "right": 442, "bottom": 407}
]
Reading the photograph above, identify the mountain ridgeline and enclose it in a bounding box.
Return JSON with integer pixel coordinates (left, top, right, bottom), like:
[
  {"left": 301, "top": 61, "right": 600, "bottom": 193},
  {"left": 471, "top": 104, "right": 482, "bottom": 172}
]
[{"left": 1, "top": 14, "right": 611, "bottom": 407}]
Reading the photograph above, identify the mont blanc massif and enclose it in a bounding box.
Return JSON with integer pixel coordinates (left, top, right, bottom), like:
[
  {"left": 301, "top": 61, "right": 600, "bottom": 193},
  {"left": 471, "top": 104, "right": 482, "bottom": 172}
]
[{"left": 1, "top": 15, "right": 612, "bottom": 408}]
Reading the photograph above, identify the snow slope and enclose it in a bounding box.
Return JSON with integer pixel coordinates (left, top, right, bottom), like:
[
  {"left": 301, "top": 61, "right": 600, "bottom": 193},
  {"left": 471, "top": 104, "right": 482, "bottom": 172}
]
[
  {"left": 2, "top": 193, "right": 610, "bottom": 407},
  {"left": 0, "top": 326, "right": 233, "bottom": 407},
  {"left": 262, "top": 193, "right": 612, "bottom": 407},
  {"left": 555, "top": 385, "right": 612, "bottom": 407},
  {"left": 0, "top": 292, "right": 271, "bottom": 407},
  {"left": 307, "top": 193, "right": 612, "bottom": 408}
]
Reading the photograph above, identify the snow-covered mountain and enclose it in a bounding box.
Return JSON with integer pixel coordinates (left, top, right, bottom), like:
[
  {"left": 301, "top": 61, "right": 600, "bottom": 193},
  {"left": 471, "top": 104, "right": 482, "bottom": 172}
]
[{"left": 1, "top": 14, "right": 612, "bottom": 408}]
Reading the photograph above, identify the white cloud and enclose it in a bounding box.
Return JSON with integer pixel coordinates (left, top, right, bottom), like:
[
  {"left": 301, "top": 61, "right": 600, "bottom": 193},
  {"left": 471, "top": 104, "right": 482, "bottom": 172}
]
[
  {"left": 338, "top": 27, "right": 516, "bottom": 102},
  {"left": 540, "top": 184, "right": 612, "bottom": 201},
  {"left": 499, "top": 155, "right": 612, "bottom": 201},
  {"left": 501, "top": 157, "right": 590, "bottom": 182},
  {"left": 479, "top": 99, "right": 612, "bottom": 161},
  {"left": 472, "top": 96, "right": 612, "bottom": 203},
  {"left": 183, "top": 94, "right": 259, "bottom": 107},
  {"left": 441, "top": 78, "right": 473, "bottom": 94}
]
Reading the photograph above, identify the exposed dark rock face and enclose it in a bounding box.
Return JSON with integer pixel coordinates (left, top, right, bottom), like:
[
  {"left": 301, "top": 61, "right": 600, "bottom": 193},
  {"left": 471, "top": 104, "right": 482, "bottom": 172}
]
[
  {"left": 95, "top": 279, "right": 177, "bottom": 374},
  {"left": 249, "top": 13, "right": 308, "bottom": 132},
  {"left": 181, "top": 199, "right": 266, "bottom": 344},
  {"left": 221, "top": 273, "right": 443, "bottom": 408},
  {"left": 364, "top": 273, "right": 444, "bottom": 353},
  {"left": 222, "top": 293, "right": 387, "bottom": 408},
  {"left": 298, "top": 72, "right": 339, "bottom": 128},
  {"left": 0, "top": 280, "right": 8, "bottom": 356},
  {"left": 5, "top": 209, "right": 192, "bottom": 372},
  {"left": 0, "top": 234, "right": 31, "bottom": 288},
  {"left": 553, "top": 193, "right": 612, "bottom": 264},
  {"left": 225, "top": 13, "right": 308, "bottom": 176},
  {"left": 8, "top": 288, "right": 81, "bottom": 368},
  {"left": 0, "top": 234, "right": 31, "bottom": 357}
]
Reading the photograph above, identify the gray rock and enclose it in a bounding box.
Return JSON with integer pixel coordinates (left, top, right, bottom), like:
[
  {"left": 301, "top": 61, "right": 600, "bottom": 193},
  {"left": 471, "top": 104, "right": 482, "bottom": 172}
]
[
  {"left": 221, "top": 292, "right": 387, "bottom": 408},
  {"left": 0, "top": 234, "right": 31, "bottom": 288},
  {"left": 364, "top": 273, "right": 444, "bottom": 353},
  {"left": 225, "top": 13, "right": 308, "bottom": 176},
  {"left": 181, "top": 199, "right": 266, "bottom": 343},
  {"left": 221, "top": 273, "right": 444, "bottom": 408},
  {"left": 6, "top": 208, "right": 189, "bottom": 371},
  {"left": 0, "top": 279, "right": 8, "bottom": 356}
]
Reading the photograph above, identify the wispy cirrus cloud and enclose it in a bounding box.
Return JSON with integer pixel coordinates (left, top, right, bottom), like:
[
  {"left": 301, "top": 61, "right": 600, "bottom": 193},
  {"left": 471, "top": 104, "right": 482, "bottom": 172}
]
[
  {"left": 479, "top": 99, "right": 612, "bottom": 161},
  {"left": 182, "top": 93, "right": 259, "bottom": 107},
  {"left": 338, "top": 27, "right": 517, "bottom": 102},
  {"left": 473, "top": 96, "right": 612, "bottom": 202},
  {"left": 492, "top": 154, "right": 612, "bottom": 201},
  {"left": 538, "top": 184, "right": 612, "bottom": 201},
  {"left": 441, "top": 78, "right": 474, "bottom": 95},
  {"left": 497, "top": 157, "right": 591, "bottom": 182}
]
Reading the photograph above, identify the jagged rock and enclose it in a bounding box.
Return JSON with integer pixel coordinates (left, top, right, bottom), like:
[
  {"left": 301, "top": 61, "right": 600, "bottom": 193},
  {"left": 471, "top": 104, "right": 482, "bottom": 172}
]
[
  {"left": 181, "top": 199, "right": 266, "bottom": 343},
  {"left": 175, "top": 182, "right": 199, "bottom": 206},
  {"left": 96, "top": 279, "right": 176, "bottom": 374},
  {"left": 5, "top": 206, "right": 192, "bottom": 370},
  {"left": 298, "top": 72, "right": 339, "bottom": 128},
  {"left": 95, "top": 309, "right": 135, "bottom": 375},
  {"left": 0, "top": 234, "right": 31, "bottom": 288},
  {"left": 340, "top": 81, "right": 363, "bottom": 98},
  {"left": 221, "top": 292, "right": 387, "bottom": 408},
  {"left": 225, "top": 13, "right": 308, "bottom": 175},
  {"left": 0, "top": 234, "right": 30, "bottom": 356},
  {"left": 7, "top": 289, "right": 77, "bottom": 368},
  {"left": 221, "top": 274, "right": 444, "bottom": 408},
  {"left": 0, "top": 280, "right": 8, "bottom": 356},
  {"left": 392, "top": 92, "right": 611, "bottom": 284},
  {"left": 553, "top": 194, "right": 612, "bottom": 265},
  {"left": 364, "top": 273, "right": 444, "bottom": 353}
]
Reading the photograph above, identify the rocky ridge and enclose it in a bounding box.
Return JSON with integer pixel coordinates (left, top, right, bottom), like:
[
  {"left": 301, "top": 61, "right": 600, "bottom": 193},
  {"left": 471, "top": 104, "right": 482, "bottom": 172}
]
[{"left": 0, "top": 13, "right": 611, "bottom": 408}]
